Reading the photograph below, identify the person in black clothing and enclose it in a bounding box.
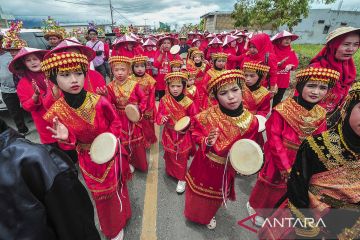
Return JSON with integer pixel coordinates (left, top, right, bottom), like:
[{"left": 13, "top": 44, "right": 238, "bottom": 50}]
[
  {"left": 259, "top": 81, "right": 360, "bottom": 239},
  {"left": 0, "top": 118, "right": 100, "bottom": 240}
]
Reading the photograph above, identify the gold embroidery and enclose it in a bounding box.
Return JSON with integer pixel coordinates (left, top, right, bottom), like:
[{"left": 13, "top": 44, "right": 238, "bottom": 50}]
[
  {"left": 338, "top": 217, "right": 360, "bottom": 240},
  {"left": 196, "top": 106, "right": 255, "bottom": 152},
  {"left": 187, "top": 85, "right": 196, "bottom": 96},
  {"left": 133, "top": 73, "right": 156, "bottom": 87},
  {"left": 206, "top": 151, "right": 227, "bottom": 165},
  {"left": 231, "top": 110, "right": 253, "bottom": 131},
  {"left": 73, "top": 93, "right": 99, "bottom": 124},
  {"left": 43, "top": 93, "right": 100, "bottom": 130},
  {"left": 252, "top": 86, "right": 269, "bottom": 105},
  {"left": 185, "top": 173, "right": 226, "bottom": 199},
  {"left": 80, "top": 160, "right": 115, "bottom": 184},
  {"left": 288, "top": 202, "right": 320, "bottom": 238},
  {"left": 109, "top": 78, "right": 137, "bottom": 108},
  {"left": 178, "top": 96, "right": 193, "bottom": 109},
  {"left": 207, "top": 68, "right": 224, "bottom": 79},
  {"left": 275, "top": 98, "right": 326, "bottom": 139}
]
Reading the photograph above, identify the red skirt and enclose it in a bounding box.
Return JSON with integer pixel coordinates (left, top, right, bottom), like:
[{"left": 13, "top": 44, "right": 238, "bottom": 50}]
[
  {"left": 125, "top": 141, "right": 148, "bottom": 172},
  {"left": 184, "top": 188, "right": 222, "bottom": 225},
  {"left": 164, "top": 151, "right": 188, "bottom": 180},
  {"left": 94, "top": 184, "right": 132, "bottom": 238},
  {"left": 249, "top": 175, "right": 286, "bottom": 217},
  {"left": 141, "top": 118, "right": 157, "bottom": 146}
]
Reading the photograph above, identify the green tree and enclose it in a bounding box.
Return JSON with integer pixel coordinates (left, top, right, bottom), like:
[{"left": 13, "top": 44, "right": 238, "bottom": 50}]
[{"left": 231, "top": 0, "right": 336, "bottom": 31}]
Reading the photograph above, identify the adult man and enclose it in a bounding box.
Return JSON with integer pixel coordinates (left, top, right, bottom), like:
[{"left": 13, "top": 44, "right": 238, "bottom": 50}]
[
  {"left": 42, "top": 16, "right": 65, "bottom": 50},
  {"left": 86, "top": 29, "right": 107, "bottom": 80},
  {"left": 0, "top": 118, "right": 100, "bottom": 240},
  {"left": 0, "top": 27, "right": 28, "bottom": 135}
]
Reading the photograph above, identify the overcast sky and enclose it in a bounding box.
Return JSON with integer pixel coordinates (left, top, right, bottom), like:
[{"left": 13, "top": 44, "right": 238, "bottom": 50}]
[{"left": 1, "top": 0, "right": 359, "bottom": 27}]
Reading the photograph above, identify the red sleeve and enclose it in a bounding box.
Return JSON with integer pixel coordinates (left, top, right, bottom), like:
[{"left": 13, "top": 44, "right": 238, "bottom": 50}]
[
  {"left": 99, "top": 97, "right": 131, "bottom": 181},
  {"left": 191, "top": 116, "right": 209, "bottom": 153},
  {"left": 290, "top": 51, "right": 299, "bottom": 69},
  {"left": 147, "top": 85, "right": 156, "bottom": 120},
  {"left": 42, "top": 81, "right": 60, "bottom": 110},
  {"left": 265, "top": 111, "right": 291, "bottom": 171},
  {"left": 58, "top": 131, "right": 77, "bottom": 151},
  {"left": 256, "top": 94, "right": 271, "bottom": 117},
  {"left": 267, "top": 54, "right": 278, "bottom": 87},
  {"left": 104, "top": 43, "right": 110, "bottom": 60},
  {"left": 135, "top": 84, "right": 147, "bottom": 113},
  {"left": 16, "top": 77, "right": 42, "bottom": 112},
  {"left": 106, "top": 85, "right": 117, "bottom": 106},
  {"left": 155, "top": 100, "right": 167, "bottom": 125},
  {"left": 153, "top": 51, "right": 163, "bottom": 68}
]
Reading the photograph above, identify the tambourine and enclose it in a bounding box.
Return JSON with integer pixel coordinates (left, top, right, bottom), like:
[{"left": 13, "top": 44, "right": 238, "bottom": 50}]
[
  {"left": 255, "top": 115, "right": 267, "bottom": 132},
  {"left": 174, "top": 116, "right": 191, "bottom": 132},
  {"left": 170, "top": 45, "right": 180, "bottom": 54},
  {"left": 229, "top": 139, "right": 263, "bottom": 176},
  {"left": 90, "top": 132, "right": 118, "bottom": 164},
  {"left": 125, "top": 104, "right": 140, "bottom": 122}
]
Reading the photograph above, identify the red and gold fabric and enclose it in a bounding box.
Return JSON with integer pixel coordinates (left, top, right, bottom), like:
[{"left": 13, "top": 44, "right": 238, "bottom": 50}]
[
  {"left": 242, "top": 85, "right": 271, "bottom": 117},
  {"left": 131, "top": 73, "right": 157, "bottom": 146},
  {"left": 156, "top": 94, "right": 198, "bottom": 181},
  {"left": 107, "top": 77, "right": 148, "bottom": 171},
  {"left": 43, "top": 92, "right": 131, "bottom": 238},
  {"left": 249, "top": 97, "right": 327, "bottom": 217},
  {"left": 184, "top": 105, "right": 258, "bottom": 224}
]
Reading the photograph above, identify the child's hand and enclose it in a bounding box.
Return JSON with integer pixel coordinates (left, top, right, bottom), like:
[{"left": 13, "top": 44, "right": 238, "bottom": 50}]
[
  {"left": 96, "top": 86, "right": 108, "bottom": 96},
  {"left": 161, "top": 115, "right": 169, "bottom": 124},
  {"left": 206, "top": 128, "right": 219, "bottom": 146}
]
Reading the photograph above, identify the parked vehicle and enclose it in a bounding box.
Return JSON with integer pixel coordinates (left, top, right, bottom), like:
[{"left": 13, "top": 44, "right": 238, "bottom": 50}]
[{"left": 0, "top": 29, "right": 47, "bottom": 111}]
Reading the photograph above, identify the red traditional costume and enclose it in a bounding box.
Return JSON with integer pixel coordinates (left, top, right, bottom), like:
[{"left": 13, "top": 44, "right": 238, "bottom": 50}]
[
  {"left": 241, "top": 33, "right": 278, "bottom": 88},
  {"left": 235, "top": 32, "right": 247, "bottom": 56},
  {"left": 248, "top": 67, "right": 340, "bottom": 218},
  {"left": 46, "top": 38, "right": 106, "bottom": 93},
  {"left": 142, "top": 38, "right": 157, "bottom": 77},
  {"left": 201, "top": 52, "right": 228, "bottom": 110},
  {"left": 223, "top": 35, "right": 242, "bottom": 70},
  {"left": 184, "top": 70, "right": 259, "bottom": 225},
  {"left": 156, "top": 72, "right": 198, "bottom": 181},
  {"left": 186, "top": 48, "right": 210, "bottom": 88},
  {"left": 310, "top": 27, "right": 359, "bottom": 112},
  {"left": 131, "top": 55, "right": 157, "bottom": 146},
  {"left": 107, "top": 56, "right": 148, "bottom": 172},
  {"left": 41, "top": 52, "right": 131, "bottom": 239},
  {"left": 153, "top": 36, "right": 181, "bottom": 92},
  {"left": 241, "top": 61, "right": 271, "bottom": 117},
  {"left": 9, "top": 47, "right": 55, "bottom": 144},
  {"left": 259, "top": 82, "right": 360, "bottom": 240},
  {"left": 205, "top": 37, "right": 223, "bottom": 61},
  {"left": 111, "top": 35, "right": 143, "bottom": 57},
  {"left": 272, "top": 30, "right": 299, "bottom": 89},
  {"left": 185, "top": 68, "right": 201, "bottom": 108}
]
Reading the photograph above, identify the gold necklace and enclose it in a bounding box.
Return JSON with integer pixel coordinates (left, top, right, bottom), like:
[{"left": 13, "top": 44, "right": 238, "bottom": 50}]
[{"left": 338, "top": 123, "right": 359, "bottom": 159}]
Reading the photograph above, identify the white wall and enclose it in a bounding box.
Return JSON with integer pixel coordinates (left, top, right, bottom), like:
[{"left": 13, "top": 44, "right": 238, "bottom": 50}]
[{"left": 279, "top": 9, "right": 360, "bottom": 44}]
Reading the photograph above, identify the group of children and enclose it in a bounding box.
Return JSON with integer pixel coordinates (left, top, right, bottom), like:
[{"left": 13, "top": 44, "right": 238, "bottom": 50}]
[{"left": 3, "top": 23, "right": 360, "bottom": 240}]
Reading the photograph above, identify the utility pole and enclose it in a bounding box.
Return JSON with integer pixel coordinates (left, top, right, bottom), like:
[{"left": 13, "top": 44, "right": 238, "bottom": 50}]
[
  {"left": 144, "top": 18, "right": 148, "bottom": 34},
  {"left": 109, "top": 0, "right": 114, "bottom": 27}
]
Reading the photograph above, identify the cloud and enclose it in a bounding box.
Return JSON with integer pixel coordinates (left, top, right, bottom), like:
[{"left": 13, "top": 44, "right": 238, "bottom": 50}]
[{"left": 1, "top": 0, "right": 236, "bottom": 27}]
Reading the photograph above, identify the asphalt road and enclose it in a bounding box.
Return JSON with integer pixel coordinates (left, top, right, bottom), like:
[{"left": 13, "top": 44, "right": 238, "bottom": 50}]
[{"left": 0, "top": 110, "right": 259, "bottom": 240}]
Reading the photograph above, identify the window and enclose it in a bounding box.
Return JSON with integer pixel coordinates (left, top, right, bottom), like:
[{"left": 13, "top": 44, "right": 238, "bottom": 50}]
[
  {"left": 318, "top": 20, "right": 325, "bottom": 24},
  {"left": 340, "top": 22, "right": 347, "bottom": 26},
  {"left": 323, "top": 25, "right": 330, "bottom": 34}
]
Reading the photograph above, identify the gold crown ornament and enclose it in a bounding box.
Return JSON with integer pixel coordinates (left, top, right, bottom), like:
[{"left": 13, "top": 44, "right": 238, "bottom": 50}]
[
  {"left": 207, "top": 69, "right": 244, "bottom": 94},
  {"left": 295, "top": 67, "right": 340, "bottom": 88}
]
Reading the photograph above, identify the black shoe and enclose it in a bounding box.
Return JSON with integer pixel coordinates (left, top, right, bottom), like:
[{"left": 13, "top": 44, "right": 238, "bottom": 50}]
[{"left": 18, "top": 126, "right": 29, "bottom": 136}]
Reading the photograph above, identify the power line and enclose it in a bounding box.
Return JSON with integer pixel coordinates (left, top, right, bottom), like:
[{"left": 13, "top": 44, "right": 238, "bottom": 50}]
[
  {"left": 112, "top": 8, "right": 133, "bottom": 24},
  {"left": 54, "top": 0, "right": 107, "bottom": 6}
]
